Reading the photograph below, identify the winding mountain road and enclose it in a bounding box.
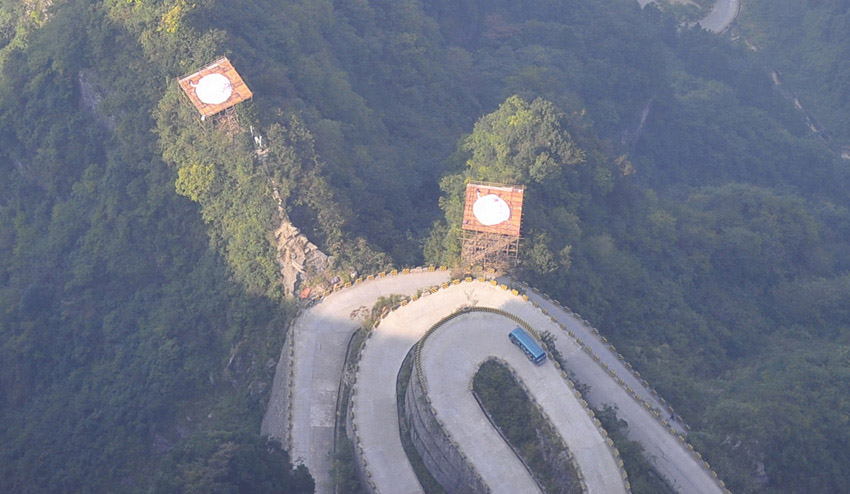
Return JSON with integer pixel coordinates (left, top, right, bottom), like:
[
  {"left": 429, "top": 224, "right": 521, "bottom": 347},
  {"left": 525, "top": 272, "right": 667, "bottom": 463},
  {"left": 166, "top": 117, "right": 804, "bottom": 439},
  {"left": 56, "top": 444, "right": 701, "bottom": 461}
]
[
  {"left": 261, "top": 270, "right": 450, "bottom": 494},
  {"left": 696, "top": 0, "right": 740, "bottom": 33},
  {"left": 419, "top": 310, "right": 628, "bottom": 494},
  {"left": 263, "top": 272, "right": 728, "bottom": 494},
  {"left": 637, "top": 0, "right": 740, "bottom": 33},
  {"left": 352, "top": 284, "right": 626, "bottom": 493}
]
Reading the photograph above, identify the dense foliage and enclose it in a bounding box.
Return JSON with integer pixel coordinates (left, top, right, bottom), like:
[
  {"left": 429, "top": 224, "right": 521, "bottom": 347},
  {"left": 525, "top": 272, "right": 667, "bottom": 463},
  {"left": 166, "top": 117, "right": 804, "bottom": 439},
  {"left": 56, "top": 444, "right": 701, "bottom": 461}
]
[
  {"left": 657, "top": 0, "right": 713, "bottom": 22},
  {"left": 595, "top": 405, "right": 676, "bottom": 494},
  {"left": 0, "top": 1, "right": 309, "bottom": 492},
  {"left": 152, "top": 432, "right": 313, "bottom": 494},
  {"left": 543, "top": 335, "right": 676, "bottom": 493},
  {"left": 738, "top": 0, "right": 850, "bottom": 145},
  {"left": 426, "top": 95, "right": 612, "bottom": 273},
  {"left": 430, "top": 89, "right": 850, "bottom": 491},
  {"left": 1, "top": 0, "right": 849, "bottom": 492},
  {"left": 473, "top": 359, "right": 581, "bottom": 494}
]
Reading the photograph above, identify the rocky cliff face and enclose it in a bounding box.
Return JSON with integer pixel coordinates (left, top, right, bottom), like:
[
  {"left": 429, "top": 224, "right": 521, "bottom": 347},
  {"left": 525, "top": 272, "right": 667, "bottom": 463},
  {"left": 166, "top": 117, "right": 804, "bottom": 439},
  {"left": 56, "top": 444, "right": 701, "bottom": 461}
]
[
  {"left": 262, "top": 155, "right": 331, "bottom": 296},
  {"left": 77, "top": 69, "right": 117, "bottom": 131},
  {"left": 274, "top": 219, "right": 330, "bottom": 297}
]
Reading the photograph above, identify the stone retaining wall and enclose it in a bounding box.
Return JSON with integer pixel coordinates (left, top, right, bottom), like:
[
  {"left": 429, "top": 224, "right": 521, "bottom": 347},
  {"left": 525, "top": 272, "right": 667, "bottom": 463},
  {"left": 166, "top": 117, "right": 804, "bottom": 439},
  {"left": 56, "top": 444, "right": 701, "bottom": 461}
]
[
  {"left": 405, "top": 355, "right": 489, "bottom": 494},
  {"left": 326, "top": 271, "right": 730, "bottom": 494},
  {"left": 260, "top": 311, "right": 299, "bottom": 450},
  {"left": 515, "top": 282, "right": 732, "bottom": 493}
]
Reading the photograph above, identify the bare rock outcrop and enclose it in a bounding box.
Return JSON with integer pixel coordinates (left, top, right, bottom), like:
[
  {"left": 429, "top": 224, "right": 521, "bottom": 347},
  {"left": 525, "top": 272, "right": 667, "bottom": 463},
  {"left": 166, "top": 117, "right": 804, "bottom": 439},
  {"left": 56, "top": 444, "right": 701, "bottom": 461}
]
[
  {"left": 77, "top": 69, "right": 117, "bottom": 131},
  {"left": 274, "top": 220, "right": 330, "bottom": 297}
]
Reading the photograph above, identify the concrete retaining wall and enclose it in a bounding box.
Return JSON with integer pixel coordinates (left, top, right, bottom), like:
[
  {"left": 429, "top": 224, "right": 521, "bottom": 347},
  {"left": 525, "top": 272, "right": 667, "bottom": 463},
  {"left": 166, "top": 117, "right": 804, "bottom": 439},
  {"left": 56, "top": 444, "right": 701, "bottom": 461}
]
[
  {"left": 329, "top": 271, "right": 729, "bottom": 494},
  {"left": 405, "top": 358, "right": 489, "bottom": 494},
  {"left": 345, "top": 390, "right": 380, "bottom": 494},
  {"left": 260, "top": 314, "right": 298, "bottom": 450}
]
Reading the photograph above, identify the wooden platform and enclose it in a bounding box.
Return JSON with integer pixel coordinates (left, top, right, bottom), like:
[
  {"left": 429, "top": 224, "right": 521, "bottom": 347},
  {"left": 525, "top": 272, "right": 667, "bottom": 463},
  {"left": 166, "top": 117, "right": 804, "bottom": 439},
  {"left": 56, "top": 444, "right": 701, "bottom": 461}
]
[
  {"left": 461, "top": 183, "right": 524, "bottom": 237},
  {"left": 177, "top": 57, "right": 253, "bottom": 118}
]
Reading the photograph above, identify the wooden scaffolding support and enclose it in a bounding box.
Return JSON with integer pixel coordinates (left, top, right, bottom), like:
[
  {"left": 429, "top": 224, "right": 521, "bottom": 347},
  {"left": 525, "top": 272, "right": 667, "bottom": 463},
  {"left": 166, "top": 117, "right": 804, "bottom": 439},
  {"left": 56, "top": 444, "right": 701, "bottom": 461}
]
[
  {"left": 461, "top": 230, "right": 520, "bottom": 269},
  {"left": 177, "top": 56, "right": 253, "bottom": 119},
  {"left": 460, "top": 182, "right": 524, "bottom": 269}
]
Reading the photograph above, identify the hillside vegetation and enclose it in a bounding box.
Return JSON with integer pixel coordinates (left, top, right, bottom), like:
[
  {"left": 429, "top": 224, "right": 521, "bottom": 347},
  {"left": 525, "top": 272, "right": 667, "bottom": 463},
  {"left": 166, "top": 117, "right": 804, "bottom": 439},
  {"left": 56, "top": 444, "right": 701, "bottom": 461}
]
[
  {"left": 738, "top": 0, "right": 850, "bottom": 145},
  {"left": 473, "top": 359, "right": 582, "bottom": 494},
  {"left": 1, "top": 0, "right": 849, "bottom": 493}
]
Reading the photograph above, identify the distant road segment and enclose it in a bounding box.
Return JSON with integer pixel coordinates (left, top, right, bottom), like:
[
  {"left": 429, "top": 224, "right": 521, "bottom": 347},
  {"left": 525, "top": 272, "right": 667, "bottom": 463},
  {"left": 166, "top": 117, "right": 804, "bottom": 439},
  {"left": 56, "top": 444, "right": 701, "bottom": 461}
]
[
  {"left": 698, "top": 0, "right": 740, "bottom": 33},
  {"left": 261, "top": 270, "right": 450, "bottom": 494},
  {"left": 636, "top": 0, "right": 740, "bottom": 33}
]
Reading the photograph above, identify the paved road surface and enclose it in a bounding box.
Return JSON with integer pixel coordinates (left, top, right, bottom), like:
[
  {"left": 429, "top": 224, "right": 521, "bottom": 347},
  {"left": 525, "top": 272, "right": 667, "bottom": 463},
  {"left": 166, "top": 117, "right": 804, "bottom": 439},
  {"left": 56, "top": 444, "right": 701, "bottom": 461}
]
[
  {"left": 352, "top": 280, "right": 722, "bottom": 494},
  {"left": 636, "top": 0, "right": 740, "bottom": 33},
  {"left": 350, "top": 290, "right": 452, "bottom": 494},
  {"left": 265, "top": 274, "right": 726, "bottom": 494},
  {"left": 503, "top": 282, "right": 725, "bottom": 494},
  {"left": 697, "top": 0, "right": 740, "bottom": 33},
  {"left": 421, "top": 311, "right": 627, "bottom": 494},
  {"left": 261, "top": 270, "right": 450, "bottom": 494},
  {"left": 514, "top": 281, "right": 688, "bottom": 435}
]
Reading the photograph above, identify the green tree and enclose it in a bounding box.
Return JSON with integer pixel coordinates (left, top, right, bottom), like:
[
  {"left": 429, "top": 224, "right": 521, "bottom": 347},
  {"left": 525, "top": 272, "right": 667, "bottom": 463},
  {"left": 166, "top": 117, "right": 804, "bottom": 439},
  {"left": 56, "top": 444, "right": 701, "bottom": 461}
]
[
  {"left": 428, "top": 95, "right": 616, "bottom": 282},
  {"left": 152, "top": 432, "right": 314, "bottom": 494}
]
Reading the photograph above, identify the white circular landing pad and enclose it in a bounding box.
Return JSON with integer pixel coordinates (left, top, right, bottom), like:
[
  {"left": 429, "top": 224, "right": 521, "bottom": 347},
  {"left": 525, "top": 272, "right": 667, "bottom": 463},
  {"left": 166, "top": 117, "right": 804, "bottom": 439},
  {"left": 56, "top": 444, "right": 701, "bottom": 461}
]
[
  {"left": 195, "top": 73, "right": 233, "bottom": 105},
  {"left": 473, "top": 194, "right": 511, "bottom": 226}
]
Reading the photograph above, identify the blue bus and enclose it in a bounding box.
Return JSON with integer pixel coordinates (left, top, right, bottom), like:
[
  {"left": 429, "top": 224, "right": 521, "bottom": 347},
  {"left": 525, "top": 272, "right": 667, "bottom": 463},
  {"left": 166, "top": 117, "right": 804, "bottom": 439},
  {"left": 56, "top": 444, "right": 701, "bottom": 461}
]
[{"left": 509, "top": 327, "right": 547, "bottom": 365}]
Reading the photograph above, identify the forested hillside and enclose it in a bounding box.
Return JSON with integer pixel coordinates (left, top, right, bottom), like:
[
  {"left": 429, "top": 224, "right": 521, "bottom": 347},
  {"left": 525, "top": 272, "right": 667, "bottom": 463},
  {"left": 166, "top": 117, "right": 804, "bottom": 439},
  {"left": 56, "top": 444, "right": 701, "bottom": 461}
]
[
  {"left": 1, "top": 0, "right": 849, "bottom": 493},
  {"left": 0, "top": 1, "right": 314, "bottom": 492},
  {"left": 737, "top": 0, "right": 850, "bottom": 146}
]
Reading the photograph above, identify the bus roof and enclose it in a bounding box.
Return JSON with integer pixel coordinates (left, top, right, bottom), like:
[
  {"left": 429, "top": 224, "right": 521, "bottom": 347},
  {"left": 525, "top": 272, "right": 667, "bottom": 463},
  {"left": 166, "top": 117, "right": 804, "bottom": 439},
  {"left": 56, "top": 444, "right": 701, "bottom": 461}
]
[{"left": 509, "top": 327, "right": 545, "bottom": 358}]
